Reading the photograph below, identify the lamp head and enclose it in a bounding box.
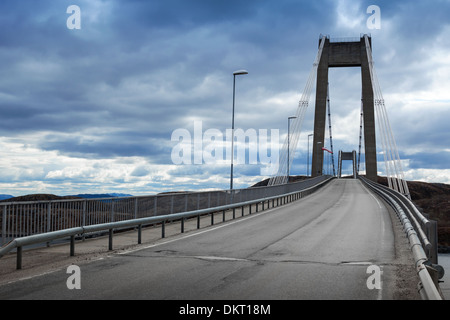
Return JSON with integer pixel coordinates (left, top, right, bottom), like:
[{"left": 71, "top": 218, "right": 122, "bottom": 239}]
[{"left": 233, "top": 70, "right": 249, "bottom": 76}]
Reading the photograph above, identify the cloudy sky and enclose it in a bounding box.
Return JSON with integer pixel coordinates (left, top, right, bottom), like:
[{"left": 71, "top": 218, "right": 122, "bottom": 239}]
[{"left": 0, "top": 0, "right": 449, "bottom": 196}]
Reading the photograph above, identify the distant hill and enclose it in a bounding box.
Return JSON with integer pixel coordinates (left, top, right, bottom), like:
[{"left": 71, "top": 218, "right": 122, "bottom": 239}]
[
  {"left": 70, "top": 193, "right": 134, "bottom": 199},
  {"left": 0, "top": 194, "right": 81, "bottom": 202},
  {"left": 107, "top": 193, "right": 134, "bottom": 198},
  {"left": 0, "top": 193, "right": 134, "bottom": 202},
  {"left": 0, "top": 194, "right": 13, "bottom": 201}
]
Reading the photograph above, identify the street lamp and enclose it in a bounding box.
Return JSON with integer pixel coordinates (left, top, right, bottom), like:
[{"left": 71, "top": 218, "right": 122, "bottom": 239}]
[
  {"left": 307, "top": 134, "right": 313, "bottom": 177},
  {"left": 230, "top": 70, "right": 248, "bottom": 190},
  {"left": 287, "top": 116, "right": 297, "bottom": 182}
]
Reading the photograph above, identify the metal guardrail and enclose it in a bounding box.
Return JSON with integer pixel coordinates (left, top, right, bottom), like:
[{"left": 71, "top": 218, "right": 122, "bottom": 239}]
[
  {"left": 0, "top": 176, "right": 333, "bottom": 270},
  {"left": 359, "top": 176, "right": 444, "bottom": 300},
  {"left": 0, "top": 176, "right": 330, "bottom": 246}
]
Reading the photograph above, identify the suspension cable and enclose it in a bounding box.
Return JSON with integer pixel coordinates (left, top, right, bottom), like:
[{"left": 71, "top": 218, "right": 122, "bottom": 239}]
[
  {"left": 364, "top": 35, "right": 410, "bottom": 199},
  {"left": 268, "top": 35, "right": 327, "bottom": 186}
]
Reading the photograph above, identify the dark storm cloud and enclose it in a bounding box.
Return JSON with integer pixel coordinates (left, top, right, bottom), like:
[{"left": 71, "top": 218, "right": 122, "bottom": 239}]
[
  {"left": 38, "top": 130, "right": 173, "bottom": 162},
  {"left": 0, "top": 0, "right": 326, "bottom": 157},
  {"left": 405, "top": 151, "right": 450, "bottom": 170},
  {"left": 0, "top": 0, "right": 449, "bottom": 195}
]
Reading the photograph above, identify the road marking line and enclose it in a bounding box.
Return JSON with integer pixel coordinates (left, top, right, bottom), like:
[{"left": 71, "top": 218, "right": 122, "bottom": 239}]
[
  {"left": 191, "top": 256, "right": 249, "bottom": 262},
  {"left": 359, "top": 180, "right": 383, "bottom": 209}
]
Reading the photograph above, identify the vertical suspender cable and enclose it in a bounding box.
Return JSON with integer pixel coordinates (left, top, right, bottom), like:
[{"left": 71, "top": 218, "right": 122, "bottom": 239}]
[
  {"left": 357, "top": 97, "right": 364, "bottom": 174},
  {"left": 326, "top": 82, "right": 336, "bottom": 176}
]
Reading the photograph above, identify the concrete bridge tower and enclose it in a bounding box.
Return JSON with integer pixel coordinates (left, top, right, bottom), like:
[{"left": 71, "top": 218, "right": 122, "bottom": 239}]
[{"left": 311, "top": 35, "right": 377, "bottom": 182}]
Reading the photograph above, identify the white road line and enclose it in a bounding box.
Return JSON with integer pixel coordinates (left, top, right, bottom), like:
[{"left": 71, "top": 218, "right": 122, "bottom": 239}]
[{"left": 359, "top": 180, "right": 383, "bottom": 209}]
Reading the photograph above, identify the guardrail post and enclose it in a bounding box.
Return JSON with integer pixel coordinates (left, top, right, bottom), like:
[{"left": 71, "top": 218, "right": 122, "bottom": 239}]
[
  {"left": 181, "top": 218, "right": 185, "bottom": 233},
  {"left": 428, "top": 220, "right": 438, "bottom": 264},
  {"left": 162, "top": 220, "right": 165, "bottom": 238},
  {"left": 197, "top": 215, "right": 200, "bottom": 229},
  {"left": 138, "top": 224, "right": 142, "bottom": 244},
  {"left": 47, "top": 202, "right": 51, "bottom": 234},
  {"left": 211, "top": 212, "right": 214, "bottom": 225},
  {"left": 110, "top": 200, "right": 115, "bottom": 223},
  {"left": 134, "top": 198, "right": 138, "bottom": 220},
  {"left": 82, "top": 200, "right": 86, "bottom": 226},
  {"left": 70, "top": 235, "right": 75, "bottom": 256},
  {"left": 82, "top": 200, "right": 87, "bottom": 241},
  {"left": 46, "top": 202, "right": 51, "bottom": 247},
  {"left": 17, "top": 246, "right": 22, "bottom": 270},
  {"left": 108, "top": 229, "right": 113, "bottom": 251},
  {"left": 1, "top": 206, "right": 5, "bottom": 247}
]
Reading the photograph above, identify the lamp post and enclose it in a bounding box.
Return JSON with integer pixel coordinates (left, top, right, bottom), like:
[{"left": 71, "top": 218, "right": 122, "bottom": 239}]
[
  {"left": 230, "top": 70, "right": 248, "bottom": 190},
  {"left": 307, "top": 134, "right": 313, "bottom": 177},
  {"left": 287, "top": 116, "right": 297, "bottom": 182}
]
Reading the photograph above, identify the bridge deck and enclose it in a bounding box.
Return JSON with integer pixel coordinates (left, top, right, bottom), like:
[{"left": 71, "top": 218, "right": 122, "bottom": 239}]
[{"left": 0, "top": 179, "right": 420, "bottom": 300}]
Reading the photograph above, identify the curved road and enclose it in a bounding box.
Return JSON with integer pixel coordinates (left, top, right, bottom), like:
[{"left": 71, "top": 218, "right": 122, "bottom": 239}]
[{"left": 0, "top": 179, "right": 419, "bottom": 300}]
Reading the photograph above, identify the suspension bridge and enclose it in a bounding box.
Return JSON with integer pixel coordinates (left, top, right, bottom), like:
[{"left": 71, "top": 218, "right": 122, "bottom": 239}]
[
  {"left": 268, "top": 34, "right": 410, "bottom": 200},
  {"left": 0, "top": 34, "right": 444, "bottom": 301}
]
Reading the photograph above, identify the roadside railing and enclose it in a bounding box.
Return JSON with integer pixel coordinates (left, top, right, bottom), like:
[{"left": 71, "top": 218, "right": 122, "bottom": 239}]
[
  {"left": 0, "top": 176, "right": 333, "bottom": 269},
  {"left": 0, "top": 176, "right": 330, "bottom": 247},
  {"left": 359, "top": 176, "right": 444, "bottom": 300}
]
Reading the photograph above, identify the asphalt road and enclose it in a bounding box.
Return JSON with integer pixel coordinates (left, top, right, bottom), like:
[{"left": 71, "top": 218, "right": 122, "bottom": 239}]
[{"left": 0, "top": 179, "right": 420, "bottom": 300}]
